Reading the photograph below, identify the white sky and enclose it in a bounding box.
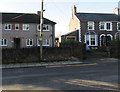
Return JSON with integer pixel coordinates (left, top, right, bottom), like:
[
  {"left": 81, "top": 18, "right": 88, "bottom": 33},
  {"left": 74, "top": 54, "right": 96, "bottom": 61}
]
[{"left": 0, "top": 0, "right": 119, "bottom": 37}]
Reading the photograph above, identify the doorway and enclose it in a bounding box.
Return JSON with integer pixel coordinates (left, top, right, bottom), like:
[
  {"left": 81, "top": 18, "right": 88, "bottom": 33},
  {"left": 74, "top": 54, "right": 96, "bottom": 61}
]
[
  {"left": 14, "top": 38, "right": 21, "bottom": 48},
  {"left": 100, "top": 35, "right": 112, "bottom": 47}
]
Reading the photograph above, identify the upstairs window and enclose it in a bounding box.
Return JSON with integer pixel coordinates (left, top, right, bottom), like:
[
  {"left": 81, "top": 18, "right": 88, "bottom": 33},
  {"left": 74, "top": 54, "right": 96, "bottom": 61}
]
[
  {"left": 4, "top": 24, "right": 12, "bottom": 30},
  {"left": 88, "top": 21, "right": 94, "bottom": 30},
  {"left": 106, "top": 23, "right": 111, "bottom": 30},
  {"left": 117, "top": 22, "right": 120, "bottom": 31},
  {"left": 0, "top": 39, "right": 7, "bottom": 46},
  {"left": 99, "top": 22, "right": 105, "bottom": 30},
  {"left": 15, "top": 24, "right": 19, "bottom": 30},
  {"left": 37, "top": 24, "right": 49, "bottom": 31},
  {"left": 43, "top": 25, "right": 49, "bottom": 31},
  {"left": 99, "top": 22, "right": 112, "bottom": 31},
  {"left": 23, "top": 24, "right": 29, "bottom": 31},
  {"left": 37, "top": 24, "right": 40, "bottom": 31}
]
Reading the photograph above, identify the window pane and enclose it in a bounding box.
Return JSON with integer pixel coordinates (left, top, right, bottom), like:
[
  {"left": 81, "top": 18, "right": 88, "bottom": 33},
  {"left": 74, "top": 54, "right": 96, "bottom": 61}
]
[
  {"left": 4, "top": 39, "right": 7, "bottom": 45},
  {"left": 15, "top": 24, "right": 19, "bottom": 30},
  {"left": 100, "top": 23, "right": 104, "bottom": 29},
  {"left": 46, "top": 39, "right": 49, "bottom": 45},
  {"left": 1, "top": 39, "right": 3, "bottom": 45},
  {"left": 106, "top": 23, "right": 110, "bottom": 30},
  {"left": 30, "top": 39, "right": 32, "bottom": 45},
  {"left": 118, "top": 23, "right": 120, "bottom": 30},
  {"left": 88, "top": 22, "right": 94, "bottom": 30},
  {"left": 27, "top": 40, "right": 29, "bottom": 45}
]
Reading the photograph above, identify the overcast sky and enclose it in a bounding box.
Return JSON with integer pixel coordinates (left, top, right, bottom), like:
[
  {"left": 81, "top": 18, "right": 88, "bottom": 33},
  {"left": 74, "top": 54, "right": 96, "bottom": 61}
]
[{"left": 0, "top": 0, "right": 119, "bottom": 37}]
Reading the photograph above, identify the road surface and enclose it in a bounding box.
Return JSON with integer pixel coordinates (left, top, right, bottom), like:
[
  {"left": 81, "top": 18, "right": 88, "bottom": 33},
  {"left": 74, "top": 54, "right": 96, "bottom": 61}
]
[{"left": 2, "top": 61, "right": 119, "bottom": 90}]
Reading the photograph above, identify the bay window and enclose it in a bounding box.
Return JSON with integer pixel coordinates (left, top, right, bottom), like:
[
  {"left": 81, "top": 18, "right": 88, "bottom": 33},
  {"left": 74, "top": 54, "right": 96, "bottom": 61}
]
[{"left": 85, "top": 31, "right": 97, "bottom": 46}]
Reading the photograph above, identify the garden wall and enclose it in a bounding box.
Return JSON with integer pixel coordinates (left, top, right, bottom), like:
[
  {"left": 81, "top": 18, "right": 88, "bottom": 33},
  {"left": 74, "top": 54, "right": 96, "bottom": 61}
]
[
  {"left": 109, "top": 40, "right": 120, "bottom": 59},
  {"left": 2, "top": 42, "right": 86, "bottom": 64}
]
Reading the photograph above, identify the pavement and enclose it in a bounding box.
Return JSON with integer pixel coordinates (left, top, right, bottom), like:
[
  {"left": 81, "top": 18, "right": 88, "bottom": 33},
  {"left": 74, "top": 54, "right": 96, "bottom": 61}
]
[{"left": 1, "top": 58, "right": 119, "bottom": 69}]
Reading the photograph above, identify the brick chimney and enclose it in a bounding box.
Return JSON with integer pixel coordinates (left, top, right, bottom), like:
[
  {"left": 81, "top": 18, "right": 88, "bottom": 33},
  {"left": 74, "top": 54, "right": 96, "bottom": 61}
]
[
  {"left": 72, "top": 5, "right": 77, "bottom": 15},
  {"left": 72, "top": 5, "right": 77, "bottom": 18},
  {"left": 113, "top": 7, "right": 119, "bottom": 15},
  {"left": 118, "top": 1, "right": 120, "bottom": 15}
]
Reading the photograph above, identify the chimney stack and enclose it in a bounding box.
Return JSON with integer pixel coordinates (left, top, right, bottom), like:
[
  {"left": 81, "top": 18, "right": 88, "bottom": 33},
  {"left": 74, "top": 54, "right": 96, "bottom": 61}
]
[
  {"left": 113, "top": 7, "right": 119, "bottom": 15},
  {"left": 72, "top": 5, "right": 77, "bottom": 18},
  {"left": 118, "top": 1, "right": 120, "bottom": 15},
  {"left": 72, "top": 5, "right": 77, "bottom": 15}
]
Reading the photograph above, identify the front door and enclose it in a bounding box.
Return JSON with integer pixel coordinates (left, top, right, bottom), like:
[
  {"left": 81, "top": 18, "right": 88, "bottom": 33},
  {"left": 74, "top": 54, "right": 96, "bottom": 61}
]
[
  {"left": 101, "top": 36, "right": 112, "bottom": 47},
  {"left": 14, "top": 38, "right": 21, "bottom": 48}
]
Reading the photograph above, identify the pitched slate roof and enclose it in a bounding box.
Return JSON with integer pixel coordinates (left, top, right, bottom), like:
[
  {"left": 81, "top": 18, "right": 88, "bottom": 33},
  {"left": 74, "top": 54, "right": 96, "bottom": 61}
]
[
  {"left": 1, "top": 12, "right": 56, "bottom": 24},
  {"left": 61, "top": 30, "right": 78, "bottom": 37},
  {"left": 76, "top": 13, "right": 119, "bottom": 21}
]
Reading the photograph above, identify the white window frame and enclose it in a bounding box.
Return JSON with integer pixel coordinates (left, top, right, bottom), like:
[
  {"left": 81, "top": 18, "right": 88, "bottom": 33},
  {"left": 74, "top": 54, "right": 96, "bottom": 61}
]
[
  {"left": 99, "top": 22, "right": 112, "bottom": 31},
  {"left": 117, "top": 22, "right": 120, "bottom": 31},
  {"left": 23, "top": 24, "right": 29, "bottom": 31},
  {"left": 15, "top": 24, "right": 19, "bottom": 30},
  {"left": 37, "top": 39, "right": 50, "bottom": 46},
  {"left": 88, "top": 21, "right": 94, "bottom": 30},
  {"left": 4, "top": 24, "right": 12, "bottom": 30},
  {"left": 85, "top": 32, "right": 98, "bottom": 46},
  {"left": 37, "top": 24, "right": 50, "bottom": 31},
  {"left": 43, "top": 39, "right": 50, "bottom": 46},
  {"left": 106, "top": 22, "right": 112, "bottom": 31},
  {"left": 26, "top": 39, "right": 33, "bottom": 46},
  {"left": 99, "top": 22, "right": 105, "bottom": 30},
  {"left": 37, "top": 24, "right": 40, "bottom": 31},
  {"left": 43, "top": 25, "right": 50, "bottom": 31},
  {"left": 0, "top": 39, "right": 7, "bottom": 46},
  {"left": 37, "top": 39, "right": 40, "bottom": 46}
]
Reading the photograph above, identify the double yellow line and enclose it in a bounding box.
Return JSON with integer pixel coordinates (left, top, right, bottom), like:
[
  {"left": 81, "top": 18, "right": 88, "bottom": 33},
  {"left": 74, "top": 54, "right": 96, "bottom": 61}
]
[{"left": 46, "top": 63, "right": 97, "bottom": 68}]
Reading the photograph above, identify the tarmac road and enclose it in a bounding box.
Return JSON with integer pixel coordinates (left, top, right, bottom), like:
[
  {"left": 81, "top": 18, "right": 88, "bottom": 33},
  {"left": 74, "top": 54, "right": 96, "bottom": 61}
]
[{"left": 2, "top": 61, "right": 119, "bottom": 90}]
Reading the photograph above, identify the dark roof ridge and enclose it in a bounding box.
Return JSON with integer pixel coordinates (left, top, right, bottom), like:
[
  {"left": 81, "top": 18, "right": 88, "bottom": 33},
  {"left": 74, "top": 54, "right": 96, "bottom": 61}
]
[
  {"left": 0, "top": 12, "right": 36, "bottom": 15},
  {"left": 76, "top": 12, "right": 115, "bottom": 15}
]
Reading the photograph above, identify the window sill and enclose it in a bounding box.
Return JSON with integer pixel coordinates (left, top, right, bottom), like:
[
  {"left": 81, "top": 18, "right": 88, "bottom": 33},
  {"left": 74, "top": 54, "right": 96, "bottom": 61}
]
[
  {"left": 106, "top": 30, "right": 112, "bottom": 31},
  {"left": 26, "top": 45, "right": 33, "bottom": 46},
  {"left": 37, "top": 30, "right": 50, "bottom": 32},
  {"left": 0, "top": 45, "right": 7, "bottom": 46},
  {"left": 4, "top": 29, "right": 12, "bottom": 30},
  {"left": 88, "top": 45, "right": 98, "bottom": 46},
  {"left": 88, "top": 29, "right": 94, "bottom": 30},
  {"left": 37, "top": 45, "right": 50, "bottom": 46}
]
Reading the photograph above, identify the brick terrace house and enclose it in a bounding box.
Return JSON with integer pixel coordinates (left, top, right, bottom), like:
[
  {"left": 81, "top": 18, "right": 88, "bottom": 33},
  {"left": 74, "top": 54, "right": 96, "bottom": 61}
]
[
  {"left": 62, "top": 5, "right": 120, "bottom": 49},
  {"left": 0, "top": 12, "right": 56, "bottom": 48}
]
